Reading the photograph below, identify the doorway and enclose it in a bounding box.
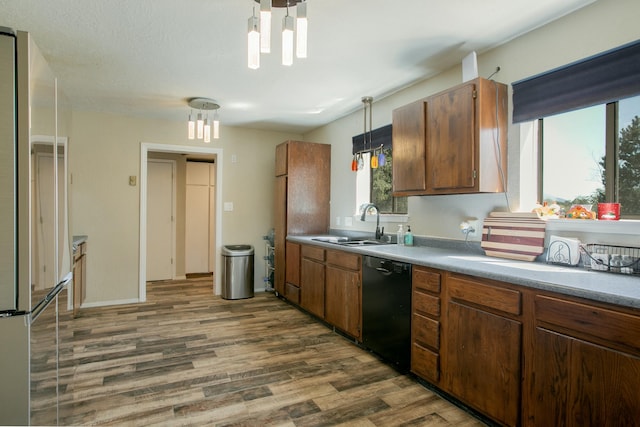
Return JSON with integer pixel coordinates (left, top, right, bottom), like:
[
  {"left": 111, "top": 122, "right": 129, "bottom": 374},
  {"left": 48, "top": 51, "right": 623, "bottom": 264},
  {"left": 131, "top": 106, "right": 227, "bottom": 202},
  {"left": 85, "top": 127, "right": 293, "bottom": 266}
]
[{"left": 139, "top": 143, "right": 223, "bottom": 302}]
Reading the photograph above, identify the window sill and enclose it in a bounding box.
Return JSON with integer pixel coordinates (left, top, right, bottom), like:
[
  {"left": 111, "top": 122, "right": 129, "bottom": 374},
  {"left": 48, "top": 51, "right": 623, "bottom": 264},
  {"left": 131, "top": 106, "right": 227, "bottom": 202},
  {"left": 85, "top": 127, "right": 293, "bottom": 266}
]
[{"left": 546, "top": 219, "right": 640, "bottom": 235}]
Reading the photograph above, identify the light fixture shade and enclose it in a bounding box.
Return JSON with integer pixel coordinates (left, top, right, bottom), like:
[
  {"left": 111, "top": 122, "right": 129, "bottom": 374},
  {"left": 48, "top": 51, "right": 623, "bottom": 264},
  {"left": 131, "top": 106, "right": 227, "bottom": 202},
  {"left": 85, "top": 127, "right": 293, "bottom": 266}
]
[
  {"left": 213, "top": 118, "right": 220, "bottom": 139},
  {"left": 282, "top": 14, "right": 294, "bottom": 66},
  {"left": 204, "top": 118, "right": 211, "bottom": 143},
  {"left": 196, "top": 112, "right": 204, "bottom": 139},
  {"left": 188, "top": 113, "right": 195, "bottom": 140},
  {"left": 260, "top": 0, "right": 272, "bottom": 53},
  {"left": 296, "top": 1, "right": 307, "bottom": 58},
  {"left": 247, "top": 15, "right": 260, "bottom": 69}
]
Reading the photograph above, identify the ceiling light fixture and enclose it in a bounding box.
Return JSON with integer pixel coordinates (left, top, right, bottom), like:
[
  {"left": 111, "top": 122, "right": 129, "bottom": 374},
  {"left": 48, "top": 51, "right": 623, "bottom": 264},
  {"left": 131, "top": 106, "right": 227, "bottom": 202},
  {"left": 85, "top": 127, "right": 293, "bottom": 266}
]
[
  {"left": 247, "top": 0, "right": 308, "bottom": 69},
  {"left": 187, "top": 98, "right": 220, "bottom": 142},
  {"left": 247, "top": 8, "right": 260, "bottom": 69}
]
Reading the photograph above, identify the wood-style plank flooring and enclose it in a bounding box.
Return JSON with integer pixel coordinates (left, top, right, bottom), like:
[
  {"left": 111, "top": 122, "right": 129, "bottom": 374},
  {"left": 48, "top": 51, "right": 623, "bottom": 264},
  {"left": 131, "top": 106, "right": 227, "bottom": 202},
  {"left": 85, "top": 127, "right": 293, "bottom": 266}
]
[{"left": 43, "top": 277, "right": 486, "bottom": 426}]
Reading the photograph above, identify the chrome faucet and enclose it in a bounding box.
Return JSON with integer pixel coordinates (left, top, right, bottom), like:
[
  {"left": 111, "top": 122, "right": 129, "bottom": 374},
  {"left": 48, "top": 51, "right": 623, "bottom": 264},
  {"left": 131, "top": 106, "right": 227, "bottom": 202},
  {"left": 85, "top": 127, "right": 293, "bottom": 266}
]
[{"left": 360, "top": 203, "right": 384, "bottom": 240}]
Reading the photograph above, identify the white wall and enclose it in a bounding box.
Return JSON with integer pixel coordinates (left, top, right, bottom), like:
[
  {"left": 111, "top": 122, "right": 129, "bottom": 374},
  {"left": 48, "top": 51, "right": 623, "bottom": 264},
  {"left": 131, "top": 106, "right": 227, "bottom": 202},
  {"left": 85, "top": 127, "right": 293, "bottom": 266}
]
[
  {"left": 69, "top": 110, "right": 300, "bottom": 305},
  {"left": 305, "top": 0, "right": 640, "bottom": 244}
]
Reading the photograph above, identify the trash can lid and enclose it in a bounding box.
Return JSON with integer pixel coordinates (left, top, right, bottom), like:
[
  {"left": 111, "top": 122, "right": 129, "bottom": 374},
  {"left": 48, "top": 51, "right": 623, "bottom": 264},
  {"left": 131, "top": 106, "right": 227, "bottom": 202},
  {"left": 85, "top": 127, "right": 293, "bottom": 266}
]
[{"left": 222, "top": 244, "right": 254, "bottom": 256}]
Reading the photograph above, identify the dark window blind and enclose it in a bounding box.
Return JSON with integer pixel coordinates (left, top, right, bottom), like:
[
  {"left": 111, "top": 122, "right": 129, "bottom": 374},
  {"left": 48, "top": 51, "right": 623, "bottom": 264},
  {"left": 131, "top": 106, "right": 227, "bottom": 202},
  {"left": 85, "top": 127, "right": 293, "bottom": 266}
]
[
  {"left": 352, "top": 124, "right": 392, "bottom": 154},
  {"left": 512, "top": 39, "right": 640, "bottom": 123}
]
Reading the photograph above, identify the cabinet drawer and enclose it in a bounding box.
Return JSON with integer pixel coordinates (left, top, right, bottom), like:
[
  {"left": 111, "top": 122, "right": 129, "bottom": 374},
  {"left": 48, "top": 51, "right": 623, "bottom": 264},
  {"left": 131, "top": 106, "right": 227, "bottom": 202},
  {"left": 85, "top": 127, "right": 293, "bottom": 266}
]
[
  {"left": 412, "top": 342, "right": 439, "bottom": 382},
  {"left": 448, "top": 274, "right": 521, "bottom": 316},
  {"left": 413, "top": 291, "right": 440, "bottom": 317},
  {"left": 301, "top": 245, "right": 325, "bottom": 262},
  {"left": 326, "top": 250, "right": 360, "bottom": 271},
  {"left": 285, "top": 283, "right": 300, "bottom": 304},
  {"left": 536, "top": 295, "right": 640, "bottom": 354},
  {"left": 413, "top": 267, "right": 441, "bottom": 293},
  {"left": 413, "top": 313, "right": 439, "bottom": 350}
]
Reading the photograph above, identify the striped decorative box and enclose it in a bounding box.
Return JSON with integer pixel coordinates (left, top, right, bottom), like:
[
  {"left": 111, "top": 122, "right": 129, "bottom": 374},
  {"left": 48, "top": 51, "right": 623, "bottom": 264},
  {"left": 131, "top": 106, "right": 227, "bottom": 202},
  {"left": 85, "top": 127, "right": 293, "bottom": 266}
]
[{"left": 481, "top": 212, "right": 546, "bottom": 261}]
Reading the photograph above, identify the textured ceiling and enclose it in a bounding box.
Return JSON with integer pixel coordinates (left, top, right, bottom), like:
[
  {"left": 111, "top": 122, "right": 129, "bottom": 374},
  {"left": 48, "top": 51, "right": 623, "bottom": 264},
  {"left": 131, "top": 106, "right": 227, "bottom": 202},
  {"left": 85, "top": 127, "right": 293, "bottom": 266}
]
[{"left": 0, "top": 0, "right": 595, "bottom": 133}]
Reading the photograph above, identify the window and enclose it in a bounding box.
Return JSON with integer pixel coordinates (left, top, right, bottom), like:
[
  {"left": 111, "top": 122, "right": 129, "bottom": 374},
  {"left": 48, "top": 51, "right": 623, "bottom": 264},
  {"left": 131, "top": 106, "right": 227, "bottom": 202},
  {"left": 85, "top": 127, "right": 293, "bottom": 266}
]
[
  {"left": 513, "top": 39, "right": 640, "bottom": 219},
  {"left": 540, "top": 95, "right": 640, "bottom": 218},
  {"left": 369, "top": 148, "right": 407, "bottom": 214},
  {"left": 353, "top": 125, "right": 407, "bottom": 216}
]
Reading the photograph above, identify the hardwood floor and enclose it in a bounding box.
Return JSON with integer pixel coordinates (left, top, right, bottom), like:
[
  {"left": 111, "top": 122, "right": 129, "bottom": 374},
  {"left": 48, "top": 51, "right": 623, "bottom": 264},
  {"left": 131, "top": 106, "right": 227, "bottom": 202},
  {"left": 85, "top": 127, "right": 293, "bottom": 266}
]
[{"left": 46, "top": 277, "right": 486, "bottom": 426}]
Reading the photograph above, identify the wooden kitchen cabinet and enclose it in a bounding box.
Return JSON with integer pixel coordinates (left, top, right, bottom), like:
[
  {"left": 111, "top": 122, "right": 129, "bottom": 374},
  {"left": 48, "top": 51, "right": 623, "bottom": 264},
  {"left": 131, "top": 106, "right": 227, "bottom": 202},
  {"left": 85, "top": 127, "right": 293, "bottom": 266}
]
[
  {"left": 392, "top": 100, "right": 427, "bottom": 193},
  {"left": 392, "top": 78, "right": 507, "bottom": 196},
  {"left": 284, "top": 242, "right": 301, "bottom": 304},
  {"left": 523, "top": 294, "right": 640, "bottom": 426},
  {"left": 441, "top": 272, "right": 522, "bottom": 427},
  {"left": 300, "top": 245, "right": 326, "bottom": 318},
  {"left": 274, "top": 140, "right": 330, "bottom": 300},
  {"left": 325, "top": 249, "right": 362, "bottom": 340},
  {"left": 411, "top": 266, "right": 442, "bottom": 383}
]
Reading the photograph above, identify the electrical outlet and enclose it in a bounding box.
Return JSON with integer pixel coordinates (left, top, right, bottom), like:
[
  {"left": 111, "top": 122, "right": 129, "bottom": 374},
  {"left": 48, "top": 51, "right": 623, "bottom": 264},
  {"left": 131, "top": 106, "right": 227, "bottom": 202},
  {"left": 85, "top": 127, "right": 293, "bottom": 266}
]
[{"left": 344, "top": 217, "right": 353, "bottom": 227}]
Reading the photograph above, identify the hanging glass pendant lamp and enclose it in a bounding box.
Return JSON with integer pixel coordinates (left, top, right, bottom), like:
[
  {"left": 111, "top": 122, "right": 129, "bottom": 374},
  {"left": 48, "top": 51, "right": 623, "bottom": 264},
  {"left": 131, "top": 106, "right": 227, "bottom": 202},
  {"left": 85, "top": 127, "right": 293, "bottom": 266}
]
[
  {"left": 187, "top": 98, "right": 221, "bottom": 142},
  {"left": 247, "top": 8, "right": 260, "bottom": 69},
  {"left": 247, "top": 0, "right": 309, "bottom": 68}
]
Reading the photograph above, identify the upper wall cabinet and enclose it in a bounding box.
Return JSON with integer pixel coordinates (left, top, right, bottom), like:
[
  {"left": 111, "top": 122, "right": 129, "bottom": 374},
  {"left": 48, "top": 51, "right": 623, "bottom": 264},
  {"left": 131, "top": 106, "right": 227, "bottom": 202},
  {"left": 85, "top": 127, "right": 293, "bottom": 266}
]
[{"left": 392, "top": 78, "right": 508, "bottom": 196}]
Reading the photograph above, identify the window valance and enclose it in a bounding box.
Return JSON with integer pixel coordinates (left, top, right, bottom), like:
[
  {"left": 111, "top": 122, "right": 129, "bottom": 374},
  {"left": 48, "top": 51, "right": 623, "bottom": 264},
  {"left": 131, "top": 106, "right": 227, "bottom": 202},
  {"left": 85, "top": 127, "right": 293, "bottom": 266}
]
[
  {"left": 512, "top": 39, "right": 640, "bottom": 123},
  {"left": 352, "top": 124, "right": 392, "bottom": 154}
]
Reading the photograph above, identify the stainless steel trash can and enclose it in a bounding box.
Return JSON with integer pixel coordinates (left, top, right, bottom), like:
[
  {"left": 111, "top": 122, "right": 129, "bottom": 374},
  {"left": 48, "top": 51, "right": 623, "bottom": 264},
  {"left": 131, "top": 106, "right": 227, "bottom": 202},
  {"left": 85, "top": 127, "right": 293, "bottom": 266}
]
[{"left": 221, "top": 245, "right": 254, "bottom": 300}]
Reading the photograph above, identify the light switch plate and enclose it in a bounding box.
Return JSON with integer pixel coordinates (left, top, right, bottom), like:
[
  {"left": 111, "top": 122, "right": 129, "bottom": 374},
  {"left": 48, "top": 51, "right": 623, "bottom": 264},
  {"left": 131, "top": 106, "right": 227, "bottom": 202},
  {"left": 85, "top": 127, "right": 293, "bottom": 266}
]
[{"left": 223, "top": 202, "right": 234, "bottom": 211}]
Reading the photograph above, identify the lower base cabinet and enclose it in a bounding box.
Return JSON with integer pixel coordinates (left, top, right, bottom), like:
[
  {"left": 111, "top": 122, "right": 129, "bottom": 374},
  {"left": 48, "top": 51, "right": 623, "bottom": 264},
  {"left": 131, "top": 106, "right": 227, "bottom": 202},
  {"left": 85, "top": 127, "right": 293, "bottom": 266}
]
[
  {"left": 325, "top": 250, "right": 361, "bottom": 340},
  {"left": 290, "top": 244, "right": 362, "bottom": 340},
  {"left": 524, "top": 295, "right": 640, "bottom": 426},
  {"left": 411, "top": 268, "right": 640, "bottom": 427},
  {"left": 441, "top": 273, "right": 522, "bottom": 427},
  {"left": 300, "top": 245, "right": 326, "bottom": 318}
]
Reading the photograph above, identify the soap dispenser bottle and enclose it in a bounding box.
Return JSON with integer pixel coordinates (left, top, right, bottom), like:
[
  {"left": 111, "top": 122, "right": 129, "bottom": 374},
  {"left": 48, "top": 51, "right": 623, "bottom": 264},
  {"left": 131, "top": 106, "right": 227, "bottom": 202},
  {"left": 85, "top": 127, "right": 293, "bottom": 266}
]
[
  {"left": 397, "top": 224, "right": 404, "bottom": 246},
  {"left": 404, "top": 225, "right": 413, "bottom": 246}
]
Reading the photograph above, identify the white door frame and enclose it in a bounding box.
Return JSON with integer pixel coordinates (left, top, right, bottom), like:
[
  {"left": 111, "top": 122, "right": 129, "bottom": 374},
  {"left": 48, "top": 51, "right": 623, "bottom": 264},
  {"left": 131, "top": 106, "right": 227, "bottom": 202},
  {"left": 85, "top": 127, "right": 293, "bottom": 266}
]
[
  {"left": 139, "top": 143, "right": 223, "bottom": 302},
  {"left": 146, "top": 158, "right": 177, "bottom": 281}
]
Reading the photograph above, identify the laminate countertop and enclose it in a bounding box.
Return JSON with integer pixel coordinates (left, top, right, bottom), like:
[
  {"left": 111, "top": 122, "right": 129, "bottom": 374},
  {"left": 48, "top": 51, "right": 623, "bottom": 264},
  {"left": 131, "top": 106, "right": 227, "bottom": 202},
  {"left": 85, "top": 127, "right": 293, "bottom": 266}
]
[{"left": 288, "top": 234, "right": 640, "bottom": 310}]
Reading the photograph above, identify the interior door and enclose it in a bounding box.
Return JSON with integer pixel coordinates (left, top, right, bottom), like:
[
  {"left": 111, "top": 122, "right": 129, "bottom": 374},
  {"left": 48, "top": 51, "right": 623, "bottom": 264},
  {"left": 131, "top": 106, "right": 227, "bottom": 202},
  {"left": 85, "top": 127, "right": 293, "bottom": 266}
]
[{"left": 146, "top": 159, "right": 175, "bottom": 281}]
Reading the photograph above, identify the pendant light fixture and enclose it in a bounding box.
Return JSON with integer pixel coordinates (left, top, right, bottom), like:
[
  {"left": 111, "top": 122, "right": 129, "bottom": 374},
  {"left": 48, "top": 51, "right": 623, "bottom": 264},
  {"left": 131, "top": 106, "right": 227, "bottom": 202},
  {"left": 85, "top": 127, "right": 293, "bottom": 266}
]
[
  {"left": 247, "top": 0, "right": 308, "bottom": 69},
  {"left": 352, "top": 96, "right": 385, "bottom": 172},
  {"left": 282, "top": 8, "right": 294, "bottom": 66},
  {"left": 296, "top": 1, "right": 307, "bottom": 58},
  {"left": 259, "top": 0, "right": 272, "bottom": 53},
  {"left": 187, "top": 98, "right": 221, "bottom": 142},
  {"left": 247, "top": 8, "right": 260, "bottom": 70}
]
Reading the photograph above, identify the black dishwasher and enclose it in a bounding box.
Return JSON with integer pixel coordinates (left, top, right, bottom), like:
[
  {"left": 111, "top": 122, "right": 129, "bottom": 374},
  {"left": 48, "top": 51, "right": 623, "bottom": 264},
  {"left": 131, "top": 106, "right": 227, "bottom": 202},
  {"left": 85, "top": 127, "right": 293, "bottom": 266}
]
[{"left": 362, "top": 255, "right": 412, "bottom": 372}]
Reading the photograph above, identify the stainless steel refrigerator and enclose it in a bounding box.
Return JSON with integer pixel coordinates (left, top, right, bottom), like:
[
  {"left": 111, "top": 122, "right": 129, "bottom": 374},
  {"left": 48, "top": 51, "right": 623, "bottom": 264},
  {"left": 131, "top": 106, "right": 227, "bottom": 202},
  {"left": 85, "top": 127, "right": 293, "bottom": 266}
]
[{"left": 0, "top": 27, "right": 71, "bottom": 426}]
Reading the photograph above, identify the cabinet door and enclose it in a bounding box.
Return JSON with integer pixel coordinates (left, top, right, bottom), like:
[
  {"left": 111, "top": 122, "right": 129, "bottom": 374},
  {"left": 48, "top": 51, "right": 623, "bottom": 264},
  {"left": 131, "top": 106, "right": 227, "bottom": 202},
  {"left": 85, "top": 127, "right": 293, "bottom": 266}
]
[
  {"left": 285, "top": 242, "right": 300, "bottom": 287},
  {"left": 300, "top": 258, "right": 325, "bottom": 318},
  {"left": 526, "top": 328, "right": 640, "bottom": 427},
  {"left": 427, "top": 82, "right": 476, "bottom": 192},
  {"left": 392, "top": 100, "right": 427, "bottom": 194},
  {"left": 525, "top": 294, "right": 640, "bottom": 426},
  {"left": 285, "top": 242, "right": 300, "bottom": 304},
  {"left": 444, "top": 301, "right": 521, "bottom": 427},
  {"left": 325, "top": 264, "right": 361, "bottom": 339},
  {"left": 275, "top": 142, "right": 288, "bottom": 176}
]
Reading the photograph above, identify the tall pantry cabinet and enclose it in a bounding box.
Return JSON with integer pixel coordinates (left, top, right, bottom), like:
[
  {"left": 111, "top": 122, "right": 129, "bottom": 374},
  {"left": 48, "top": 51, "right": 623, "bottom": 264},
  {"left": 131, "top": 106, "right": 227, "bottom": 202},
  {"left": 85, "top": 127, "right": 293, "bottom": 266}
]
[{"left": 274, "top": 140, "right": 330, "bottom": 300}]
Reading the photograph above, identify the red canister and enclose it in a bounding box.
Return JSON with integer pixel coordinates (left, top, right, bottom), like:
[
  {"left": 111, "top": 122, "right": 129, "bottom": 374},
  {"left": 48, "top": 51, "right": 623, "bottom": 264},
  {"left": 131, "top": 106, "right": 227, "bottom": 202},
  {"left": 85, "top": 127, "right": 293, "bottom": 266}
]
[{"left": 597, "top": 203, "right": 620, "bottom": 220}]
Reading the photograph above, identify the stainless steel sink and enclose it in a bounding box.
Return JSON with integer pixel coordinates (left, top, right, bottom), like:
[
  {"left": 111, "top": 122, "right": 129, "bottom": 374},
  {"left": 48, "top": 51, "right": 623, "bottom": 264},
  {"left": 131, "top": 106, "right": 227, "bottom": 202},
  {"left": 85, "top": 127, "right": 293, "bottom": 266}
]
[{"left": 310, "top": 236, "right": 391, "bottom": 246}]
